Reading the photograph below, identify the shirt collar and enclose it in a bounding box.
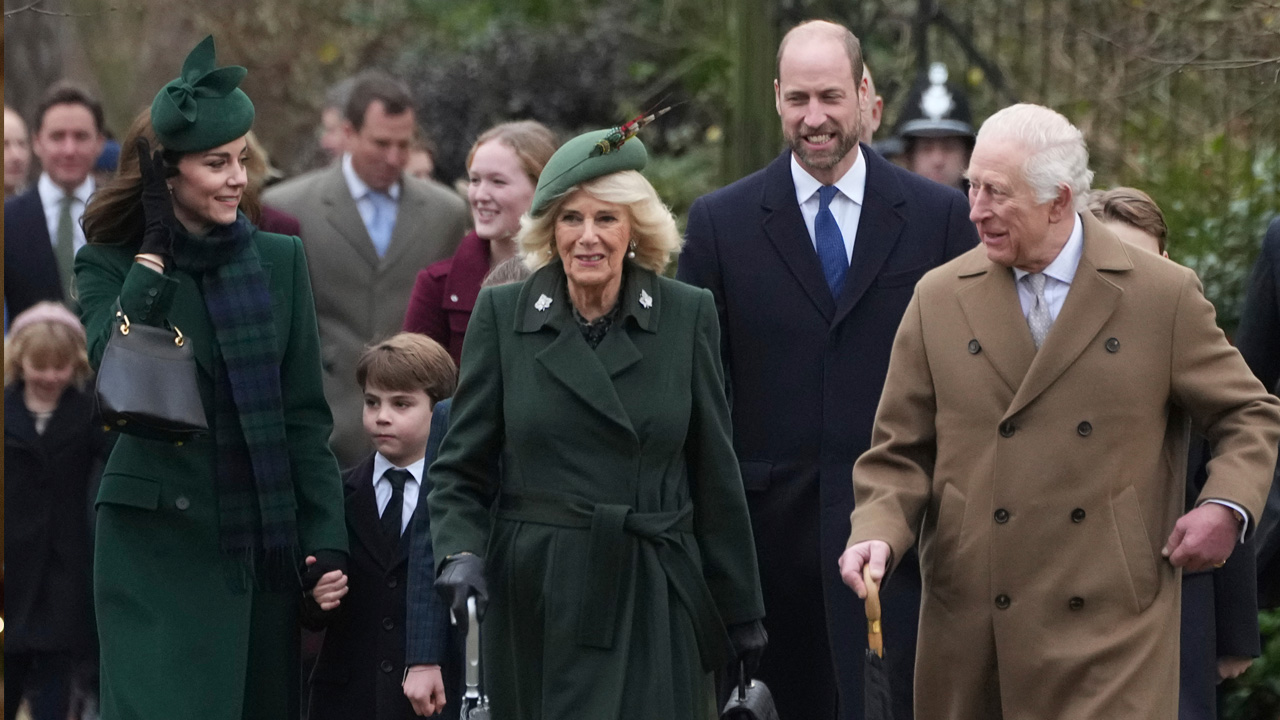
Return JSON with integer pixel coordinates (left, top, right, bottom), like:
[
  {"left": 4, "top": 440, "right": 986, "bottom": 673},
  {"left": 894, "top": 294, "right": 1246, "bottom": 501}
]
[
  {"left": 371, "top": 452, "right": 425, "bottom": 487},
  {"left": 1013, "top": 212, "right": 1085, "bottom": 285},
  {"left": 341, "top": 153, "right": 401, "bottom": 202},
  {"left": 38, "top": 172, "right": 94, "bottom": 206},
  {"left": 789, "top": 147, "right": 867, "bottom": 207}
]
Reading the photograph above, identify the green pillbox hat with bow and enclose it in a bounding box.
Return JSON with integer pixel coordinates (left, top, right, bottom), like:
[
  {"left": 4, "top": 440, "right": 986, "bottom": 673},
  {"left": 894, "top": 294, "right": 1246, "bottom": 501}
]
[
  {"left": 151, "top": 35, "right": 254, "bottom": 153},
  {"left": 530, "top": 128, "right": 647, "bottom": 217}
]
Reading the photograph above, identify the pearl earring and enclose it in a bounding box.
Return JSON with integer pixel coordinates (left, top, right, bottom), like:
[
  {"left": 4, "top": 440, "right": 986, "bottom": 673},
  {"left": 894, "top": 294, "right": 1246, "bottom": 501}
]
[{"left": 628, "top": 240, "right": 637, "bottom": 259}]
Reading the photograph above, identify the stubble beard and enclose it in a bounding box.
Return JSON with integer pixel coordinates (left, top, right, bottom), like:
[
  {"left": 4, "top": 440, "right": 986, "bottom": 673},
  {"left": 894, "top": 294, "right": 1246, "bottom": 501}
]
[{"left": 787, "top": 125, "right": 859, "bottom": 172}]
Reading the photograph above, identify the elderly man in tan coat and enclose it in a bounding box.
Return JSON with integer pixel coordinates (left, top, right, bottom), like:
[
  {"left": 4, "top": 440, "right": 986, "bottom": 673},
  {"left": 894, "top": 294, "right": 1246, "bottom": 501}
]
[{"left": 840, "top": 103, "right": 1280, "bottom": 720}]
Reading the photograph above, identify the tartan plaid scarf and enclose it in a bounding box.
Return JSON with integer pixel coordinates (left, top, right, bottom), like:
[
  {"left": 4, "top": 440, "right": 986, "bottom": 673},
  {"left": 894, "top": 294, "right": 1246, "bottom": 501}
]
[{"left": 171, "top": 214, "right": 298, "bottom": 590}]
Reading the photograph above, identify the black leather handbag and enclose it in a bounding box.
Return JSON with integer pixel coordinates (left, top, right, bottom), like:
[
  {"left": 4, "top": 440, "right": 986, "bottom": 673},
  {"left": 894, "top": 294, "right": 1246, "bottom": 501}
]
[
  {"left": 721, "top": 661, "right": 780, "bottom": 720},
  {"left": 95, "top": 309, "right": 208, "bottom": 442}
]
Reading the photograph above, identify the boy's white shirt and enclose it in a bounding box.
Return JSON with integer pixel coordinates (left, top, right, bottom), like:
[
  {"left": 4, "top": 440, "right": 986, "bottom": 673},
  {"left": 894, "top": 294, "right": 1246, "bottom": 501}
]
[{"left": 371, "top": 453, "right": 426, "bottom": 536}]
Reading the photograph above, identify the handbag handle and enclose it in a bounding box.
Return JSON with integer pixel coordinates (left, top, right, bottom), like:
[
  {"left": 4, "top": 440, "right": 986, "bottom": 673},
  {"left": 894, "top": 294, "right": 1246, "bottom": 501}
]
[
  {"left": 863, "top": 564, "right": 883, "bottom": 658},
  {"left": 116, "top": 310, "right": 185, "bottom": 347}
]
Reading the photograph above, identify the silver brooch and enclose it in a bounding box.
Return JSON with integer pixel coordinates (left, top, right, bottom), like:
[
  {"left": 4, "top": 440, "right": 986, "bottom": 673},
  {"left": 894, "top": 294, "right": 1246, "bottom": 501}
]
[
  {"left": 639, "top": 290, "right": 653, "bottom": 309},
  {"left": 534, "top": 294, "right": 553, "bottom": 312}
]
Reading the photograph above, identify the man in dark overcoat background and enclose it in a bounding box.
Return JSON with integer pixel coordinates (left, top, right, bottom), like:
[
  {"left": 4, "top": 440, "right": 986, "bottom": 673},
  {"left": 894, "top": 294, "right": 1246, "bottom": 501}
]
[
  {"left": 678, "top": 19, "right": 978, "bottom": 720},
  {"left": 1236, "top": 215, "right": 1280, "bottom": 608}
]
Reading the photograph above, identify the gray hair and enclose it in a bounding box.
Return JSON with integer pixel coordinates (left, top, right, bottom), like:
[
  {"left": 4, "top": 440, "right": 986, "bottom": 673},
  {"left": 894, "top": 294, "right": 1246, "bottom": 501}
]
[{"left": 976, "top": 103, "right": 1093, "bottom": 211}]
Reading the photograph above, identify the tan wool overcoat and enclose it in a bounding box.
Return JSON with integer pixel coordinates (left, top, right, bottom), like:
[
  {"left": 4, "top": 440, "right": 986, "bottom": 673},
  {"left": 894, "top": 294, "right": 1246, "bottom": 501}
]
[{"left": 848, "top": 213, "right": 1280, "bottom": 720}]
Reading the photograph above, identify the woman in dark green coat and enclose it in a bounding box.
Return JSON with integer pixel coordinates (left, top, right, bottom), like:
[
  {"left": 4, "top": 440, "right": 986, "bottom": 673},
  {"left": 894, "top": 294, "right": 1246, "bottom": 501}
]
[
  {"left": 427, "top": 127, "right": 767, "bottom": 719},
  {"left": 76, "top": 37, "right": 348, "bottom": 720}
]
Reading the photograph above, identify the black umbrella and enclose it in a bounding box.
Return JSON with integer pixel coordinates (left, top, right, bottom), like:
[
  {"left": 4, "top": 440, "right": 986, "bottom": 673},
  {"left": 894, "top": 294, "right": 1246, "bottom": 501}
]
[{"left": 863, "top": 565, "right": 895, "bottom": 720}]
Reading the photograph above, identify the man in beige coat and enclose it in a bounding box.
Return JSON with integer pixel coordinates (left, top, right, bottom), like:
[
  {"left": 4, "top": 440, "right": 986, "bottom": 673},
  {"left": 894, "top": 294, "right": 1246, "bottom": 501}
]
[
  {"left": 840, "top": 103, "right": 1280, "bottom": 720},
  {"left": 265, "top": 71, "right": 466, "bottom": 468}
]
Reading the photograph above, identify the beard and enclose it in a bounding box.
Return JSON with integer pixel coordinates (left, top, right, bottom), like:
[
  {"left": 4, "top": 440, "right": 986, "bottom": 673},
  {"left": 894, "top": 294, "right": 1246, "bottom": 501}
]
[{"left": 786, "top": 123, "right": 859, "bottom": 172}]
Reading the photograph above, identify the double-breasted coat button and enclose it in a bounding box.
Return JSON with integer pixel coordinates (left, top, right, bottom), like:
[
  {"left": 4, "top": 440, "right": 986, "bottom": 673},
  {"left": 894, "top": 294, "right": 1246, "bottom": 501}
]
[
  {"left": 968, "top": 339, "right": 981, "bottom": 354},
  {"left": 1069, "top": 597, "right": 1085, "bottom": 610},
  {"left": 1077, "top": 421, "right": 1092, "bottom": 436},
  {"left": 382, "top": 617, "right": 395, "bottom": 631},
  {"left": 999, "top": 422, "right": 1016, "bottom": 438},
  {"left": 174, "top": 496, "right": 191, "bottom": 511},
  {"left": 1071, "top": 508, "right": 1086, "bottom": 523},
  {"left": 386, "top": 577, "right": 398, "bottom": 589},
  {"left": 450, "top": 294, "right": 459, "bottom": 302},
  {"left": 148, "top": 288, "right": 159, "bottom": 297},
  {"left": 1105, "top": 337, "right": 1120, "bottom": 353},
  {"left": 995, "top": 594, "right": 1011, "bottom": 609},
  {"left": 379, "top": 660, "right": 394, "bottom": 673},
  {"left": 994, "top": 508, "right": 1010, "bottom": 524}
]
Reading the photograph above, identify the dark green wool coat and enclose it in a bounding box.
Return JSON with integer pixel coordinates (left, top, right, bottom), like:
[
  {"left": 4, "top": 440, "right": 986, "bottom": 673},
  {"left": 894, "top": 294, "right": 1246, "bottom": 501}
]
[
  {"left": 427, "top": 261, "right": 765, "bottom": 720},
  {"left": 75, "top": 231, "right": 348, "bottom": 720}
]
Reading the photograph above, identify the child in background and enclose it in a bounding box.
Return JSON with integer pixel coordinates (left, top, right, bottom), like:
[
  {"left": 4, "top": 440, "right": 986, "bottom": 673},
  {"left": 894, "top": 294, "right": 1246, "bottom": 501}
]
[
  {"left": 4, "top": 301, "right": 108, "bottom": 720},
  {"left": 305, "top": 333, "right": 459, "bottom": 720}
]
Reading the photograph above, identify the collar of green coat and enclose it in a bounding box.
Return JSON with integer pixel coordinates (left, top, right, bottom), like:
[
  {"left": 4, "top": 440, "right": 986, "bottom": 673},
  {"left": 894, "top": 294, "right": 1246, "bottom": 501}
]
[{"left": 516, "top": 259, "right": 660, "bottom": 334}]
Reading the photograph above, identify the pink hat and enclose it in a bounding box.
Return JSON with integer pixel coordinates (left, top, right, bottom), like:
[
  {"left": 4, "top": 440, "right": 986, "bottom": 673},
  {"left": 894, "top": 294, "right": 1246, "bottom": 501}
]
[{"left": 8, "top": 301, "right": 86, "bottom": 344}]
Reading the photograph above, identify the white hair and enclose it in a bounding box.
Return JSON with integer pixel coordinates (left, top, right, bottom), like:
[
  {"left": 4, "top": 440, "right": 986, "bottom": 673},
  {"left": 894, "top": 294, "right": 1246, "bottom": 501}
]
[{"left": 976, "top": 103, "right": 1094, "bottom": 211}]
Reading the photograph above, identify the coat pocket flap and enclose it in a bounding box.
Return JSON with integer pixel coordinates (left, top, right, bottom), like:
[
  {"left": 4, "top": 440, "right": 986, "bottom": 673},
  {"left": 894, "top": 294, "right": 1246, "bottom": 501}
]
[
  {"left": 739, "top": 461, "right": 773, "bottom": 492},
  {"left": 96, "top": 473, "right": 161, "bottom": 510}
]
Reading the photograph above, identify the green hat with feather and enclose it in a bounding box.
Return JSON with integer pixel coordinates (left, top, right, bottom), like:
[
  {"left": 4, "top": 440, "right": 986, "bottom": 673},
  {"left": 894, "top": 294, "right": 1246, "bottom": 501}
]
[{"left": 529, "top": 107, "right": 672, "bottom": 217}]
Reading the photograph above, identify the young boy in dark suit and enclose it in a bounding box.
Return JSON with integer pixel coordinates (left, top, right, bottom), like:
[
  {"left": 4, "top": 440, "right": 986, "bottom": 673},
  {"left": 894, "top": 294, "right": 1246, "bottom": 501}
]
[{"left": 305, "top": 333, "right": 458, "bottom": 719}]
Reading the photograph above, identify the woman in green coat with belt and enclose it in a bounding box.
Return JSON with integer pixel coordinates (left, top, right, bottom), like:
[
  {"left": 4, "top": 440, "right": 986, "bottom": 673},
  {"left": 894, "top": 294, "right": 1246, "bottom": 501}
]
[
  {"left": 427, "top": 126, "right": 767, "bottom": 719},
  {"left": 76, "top": 37, "right": 348, "bottom": 720}
]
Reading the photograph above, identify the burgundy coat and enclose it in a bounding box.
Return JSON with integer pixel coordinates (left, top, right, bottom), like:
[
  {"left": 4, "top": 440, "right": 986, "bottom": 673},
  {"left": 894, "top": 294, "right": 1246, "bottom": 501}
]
[
  {"left": 402, "top": 231, "right": 490, "bottom": 366},
  {"left": 257, "top": 205, "right": 302, "bottom": 237}
]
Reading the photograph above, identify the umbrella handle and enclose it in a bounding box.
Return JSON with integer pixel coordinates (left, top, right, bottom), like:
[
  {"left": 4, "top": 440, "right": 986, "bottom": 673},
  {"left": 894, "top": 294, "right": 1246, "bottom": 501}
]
[{"left": 863, "top": 564, "right": 883, "bottom": 658}]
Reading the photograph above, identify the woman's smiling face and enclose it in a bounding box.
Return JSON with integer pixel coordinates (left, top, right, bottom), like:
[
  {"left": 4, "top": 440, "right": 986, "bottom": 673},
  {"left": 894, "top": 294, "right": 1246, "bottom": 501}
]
[
  {"left": 554, "top": 189, "right": 631, "bottom": 293},
  {"left": 170, "top": 135, "right": 249, "bottom": 234},
  {"left": 467, "top": 140, "right": 536, "bottom": 243}
]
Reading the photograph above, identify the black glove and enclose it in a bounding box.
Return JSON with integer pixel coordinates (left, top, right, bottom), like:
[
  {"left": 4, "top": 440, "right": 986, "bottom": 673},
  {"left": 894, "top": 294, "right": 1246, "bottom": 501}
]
[
  {"left": 435, "top": 553, "right": 489, "bottom": 628},
  {"left": 727, "top": 619, "right": 768, "bottom": 678},
  {"left": 135, "top": 137, "right": 176, "bottom": 261},
  {"left": 300, "top": 549, "right": 348, "bottom": 592}
]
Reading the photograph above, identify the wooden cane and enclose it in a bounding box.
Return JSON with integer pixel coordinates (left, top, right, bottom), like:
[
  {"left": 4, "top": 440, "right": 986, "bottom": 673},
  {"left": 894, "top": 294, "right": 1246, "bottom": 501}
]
[{"left": 863, "top": 564, "right": 883, "bottom": 658}]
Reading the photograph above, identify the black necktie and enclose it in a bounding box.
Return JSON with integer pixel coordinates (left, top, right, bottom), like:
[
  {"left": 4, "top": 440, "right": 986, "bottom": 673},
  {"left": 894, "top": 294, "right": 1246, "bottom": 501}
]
[{"left": 381, "top": 468, "right": 411, "bottom": 542}]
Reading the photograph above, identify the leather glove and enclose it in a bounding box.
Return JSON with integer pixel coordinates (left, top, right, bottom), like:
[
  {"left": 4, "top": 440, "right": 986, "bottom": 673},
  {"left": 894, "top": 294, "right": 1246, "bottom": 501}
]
[
  {"left": 435, "top": 553, "right": 489, "bottom": 628},
  {"left": 135, "top": 137, "right": 177, "bottom": 261},
  {"left": 300, "top": 549, "right": 348, "bottom": 592},
  {"left": 727, "top": 619, "right": 768, "bottom": 678}
]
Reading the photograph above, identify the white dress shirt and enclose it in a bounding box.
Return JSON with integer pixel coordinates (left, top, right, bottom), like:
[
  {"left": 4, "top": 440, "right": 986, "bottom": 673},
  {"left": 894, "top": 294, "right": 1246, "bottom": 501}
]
[
  {"left": 38, "top": 173, "right": 94, "bottom": 254},
  {"left": 1012, "top": 212, "right": 1248, "bottom": 538},
  {"left": 790, "top": 149, "right": 867, "bottom": 264},
  {"left": 342, "top": 153, "right": 401, "bottom": 236},
  {"left": 371, "top": 453, "right": 424, "bottom": 536},
  {"left": 1012, "top": 213, "right": 1084, "bottom": 322}
]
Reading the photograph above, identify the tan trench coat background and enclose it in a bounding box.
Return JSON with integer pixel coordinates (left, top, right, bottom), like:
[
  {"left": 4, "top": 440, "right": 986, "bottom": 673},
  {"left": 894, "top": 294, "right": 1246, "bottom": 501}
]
[{"left": 848, "top": 213, "right": 1280, "bottom": 720}]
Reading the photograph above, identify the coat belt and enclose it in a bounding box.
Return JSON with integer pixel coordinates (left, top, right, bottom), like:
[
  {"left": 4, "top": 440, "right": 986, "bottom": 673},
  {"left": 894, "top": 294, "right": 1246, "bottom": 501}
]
[{"left": 496, "top": 487, "right": 731, "bottom": 670}]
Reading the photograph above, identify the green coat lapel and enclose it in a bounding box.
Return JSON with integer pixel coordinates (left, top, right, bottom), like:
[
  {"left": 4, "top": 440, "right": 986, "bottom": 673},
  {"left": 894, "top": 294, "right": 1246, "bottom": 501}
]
[{"left": 517, "top": 262, "right": 661, "bottom": 436}]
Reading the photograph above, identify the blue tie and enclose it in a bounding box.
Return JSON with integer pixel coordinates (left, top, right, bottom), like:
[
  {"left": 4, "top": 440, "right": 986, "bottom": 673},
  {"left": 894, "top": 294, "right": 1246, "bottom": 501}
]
[
  {"left": 815, "top": 185, "right": 848, "bottom": 298},
  {"left": 366, "top": 191, "right": 396, "bottom": 257}
]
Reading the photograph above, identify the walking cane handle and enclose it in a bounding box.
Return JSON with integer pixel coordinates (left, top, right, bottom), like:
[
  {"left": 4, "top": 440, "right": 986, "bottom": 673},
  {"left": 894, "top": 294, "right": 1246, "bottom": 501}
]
[{"left": 863, "top": 564, "right": 884, "bottom": 658}]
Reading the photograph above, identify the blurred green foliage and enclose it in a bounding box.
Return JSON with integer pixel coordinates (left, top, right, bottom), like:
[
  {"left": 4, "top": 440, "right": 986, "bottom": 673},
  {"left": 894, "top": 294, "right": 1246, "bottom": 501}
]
[{"left": 1134, "top": 141, "right": 1280, "bottom": 333}]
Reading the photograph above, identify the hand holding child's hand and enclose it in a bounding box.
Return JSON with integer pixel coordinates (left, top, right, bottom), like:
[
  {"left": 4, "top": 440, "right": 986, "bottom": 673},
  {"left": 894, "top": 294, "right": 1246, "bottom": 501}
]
[{"left": 305, "top": 555, "right": 349, "bottom": 611}]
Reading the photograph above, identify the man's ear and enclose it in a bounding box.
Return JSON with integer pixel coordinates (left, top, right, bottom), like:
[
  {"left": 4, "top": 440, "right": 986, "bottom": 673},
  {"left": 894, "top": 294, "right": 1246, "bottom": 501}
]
[
  {"left": 1048, "top": 185, "right": 1074, "bottom": 223},
  {"left": 774, "top": 79, "right": 782, "bottom": 117}
]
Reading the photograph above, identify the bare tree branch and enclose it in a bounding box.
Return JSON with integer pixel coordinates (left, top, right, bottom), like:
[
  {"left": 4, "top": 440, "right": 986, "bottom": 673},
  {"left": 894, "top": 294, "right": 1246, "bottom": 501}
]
[{"left": 5, "top": 0, "right": 115, "bottom": 17}]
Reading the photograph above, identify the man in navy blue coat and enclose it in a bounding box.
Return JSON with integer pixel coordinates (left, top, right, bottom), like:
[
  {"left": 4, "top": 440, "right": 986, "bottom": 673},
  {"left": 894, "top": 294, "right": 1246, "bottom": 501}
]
[
  {"left": 1236, "top": 216, "right": 1280, "bottom": 609},
  {"left": 4, "top": 83, "right": 106, "bottom": 317},
  {"left": 678, "top": 20, "right": 978, "bottom": 720}
]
